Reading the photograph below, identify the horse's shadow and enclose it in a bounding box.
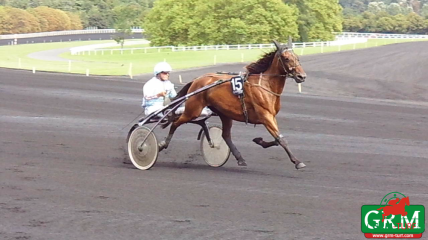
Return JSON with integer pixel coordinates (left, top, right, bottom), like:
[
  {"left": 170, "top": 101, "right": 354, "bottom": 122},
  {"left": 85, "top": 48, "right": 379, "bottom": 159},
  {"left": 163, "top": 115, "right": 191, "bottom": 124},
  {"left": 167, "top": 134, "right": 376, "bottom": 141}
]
[{"left": 123, "top": 160, "right": 303, "bottom": 179}]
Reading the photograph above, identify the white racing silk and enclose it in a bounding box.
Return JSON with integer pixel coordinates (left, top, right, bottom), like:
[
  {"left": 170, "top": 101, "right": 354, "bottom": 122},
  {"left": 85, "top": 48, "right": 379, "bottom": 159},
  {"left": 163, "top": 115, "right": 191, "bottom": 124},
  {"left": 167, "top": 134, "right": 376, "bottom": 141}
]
[{"left": 142, "top": 77, "right": 177, "bottom": 115}]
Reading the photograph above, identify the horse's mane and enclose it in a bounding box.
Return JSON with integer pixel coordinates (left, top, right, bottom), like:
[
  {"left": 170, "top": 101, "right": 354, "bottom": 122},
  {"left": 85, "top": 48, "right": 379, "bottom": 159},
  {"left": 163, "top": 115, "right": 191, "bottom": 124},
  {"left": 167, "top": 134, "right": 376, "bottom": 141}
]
[{"left": 246, "top": 47, "right": 284, "bottom": 74}]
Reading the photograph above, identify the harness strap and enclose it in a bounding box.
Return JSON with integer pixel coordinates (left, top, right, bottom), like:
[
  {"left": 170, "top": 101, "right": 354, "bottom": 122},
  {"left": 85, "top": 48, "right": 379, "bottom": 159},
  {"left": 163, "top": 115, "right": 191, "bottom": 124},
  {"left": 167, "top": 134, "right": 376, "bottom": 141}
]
[
  {"left": 239, "top": 94, "right": 248, "bottom": 124},
  {"left": 246, "top": 75, "right": 282, "bottom": 97}
]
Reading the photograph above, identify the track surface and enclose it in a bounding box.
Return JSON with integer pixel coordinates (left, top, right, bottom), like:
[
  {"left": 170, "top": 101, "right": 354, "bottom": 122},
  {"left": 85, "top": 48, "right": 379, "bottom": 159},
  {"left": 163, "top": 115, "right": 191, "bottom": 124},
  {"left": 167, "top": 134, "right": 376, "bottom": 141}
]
[{"left": 1, "top": 42, "right": 428, "bottom": 240}]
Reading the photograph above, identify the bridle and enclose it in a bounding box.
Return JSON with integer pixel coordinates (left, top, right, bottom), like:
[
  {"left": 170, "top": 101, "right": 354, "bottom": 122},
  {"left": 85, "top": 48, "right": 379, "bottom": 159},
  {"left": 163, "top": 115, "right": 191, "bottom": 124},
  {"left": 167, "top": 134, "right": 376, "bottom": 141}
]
[
  {"left": 245, "top": 48, "right": 302, "bottom": 96},
  {"left": 276, "top": 48, "right": 301, "bottom": 80}
]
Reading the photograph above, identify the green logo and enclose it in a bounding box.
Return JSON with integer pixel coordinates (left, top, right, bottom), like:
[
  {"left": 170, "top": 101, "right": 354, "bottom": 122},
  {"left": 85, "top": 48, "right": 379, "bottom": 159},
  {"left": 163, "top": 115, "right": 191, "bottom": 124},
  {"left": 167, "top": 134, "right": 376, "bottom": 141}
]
[{"left": 361, "top": 192, "right": 425, "bottom": 238}]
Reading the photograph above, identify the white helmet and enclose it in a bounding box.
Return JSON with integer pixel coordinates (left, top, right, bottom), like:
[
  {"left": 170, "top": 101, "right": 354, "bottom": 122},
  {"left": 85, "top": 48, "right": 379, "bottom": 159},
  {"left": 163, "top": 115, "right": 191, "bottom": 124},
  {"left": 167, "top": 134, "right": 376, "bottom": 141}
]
[{"left": 153, "top": 62, "right": 172, "bottom": 76}]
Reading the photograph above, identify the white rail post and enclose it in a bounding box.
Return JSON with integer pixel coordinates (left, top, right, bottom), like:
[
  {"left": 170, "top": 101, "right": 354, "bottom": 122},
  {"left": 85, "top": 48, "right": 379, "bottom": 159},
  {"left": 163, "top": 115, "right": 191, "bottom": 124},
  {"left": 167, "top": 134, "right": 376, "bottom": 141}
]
[
  {"left": 179, "top": 75, "right": 183, "bottom": 84},
  {"left": 86, "top": 69, "right": 89, "bottom": 76},
  {"left": 129, "top": 63, "right": 133, "bottom": 79},
  {"left": 32, "top": 67, "right": 36, "bottom": 74},
  {"left": 298, "top": 83, "right": 302, "bottom": 93}
]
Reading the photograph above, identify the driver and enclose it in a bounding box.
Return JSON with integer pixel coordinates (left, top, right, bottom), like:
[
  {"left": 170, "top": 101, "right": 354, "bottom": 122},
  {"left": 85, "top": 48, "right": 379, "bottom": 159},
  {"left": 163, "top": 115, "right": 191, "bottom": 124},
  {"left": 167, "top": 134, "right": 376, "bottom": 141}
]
[{"left": 141, "top": 62, "right": 177, "bottom": 116}]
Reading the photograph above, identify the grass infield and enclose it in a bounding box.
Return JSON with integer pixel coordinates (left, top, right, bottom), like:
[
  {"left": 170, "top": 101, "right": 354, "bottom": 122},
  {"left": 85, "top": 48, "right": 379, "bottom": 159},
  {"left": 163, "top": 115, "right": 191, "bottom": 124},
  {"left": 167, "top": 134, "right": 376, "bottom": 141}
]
[{"left": 0, "top": 38, "right": 426, "bottom": 76}]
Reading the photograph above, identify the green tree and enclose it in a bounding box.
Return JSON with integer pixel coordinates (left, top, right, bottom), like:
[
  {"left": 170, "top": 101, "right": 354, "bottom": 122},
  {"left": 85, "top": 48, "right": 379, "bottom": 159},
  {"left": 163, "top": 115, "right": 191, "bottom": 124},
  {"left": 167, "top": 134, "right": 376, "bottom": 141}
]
[
  {"left": 387, "top": 3, "right": 402, "bottom": 15},
  {"left": 285, "top": 0, "right": 316, "bottom": 42},
  {"left": 392, "top": 14, "right": 410, "bottom": 32},
  {"left": 43, "top": 0, "right": 76, "bottom": 12},
  {"left": 113, "top": 3, "right": 143, "bottom": 27},
  {"left": 286, "top": 0, "right": 342, "bottom": 42},
  {"left": 112, "top": 3, "right": 142, "bottom": 47},
  {"left": 376, "top": 16, "right": 396, "bottom": 32},
  {"left": 75, "top": 0, "right": 115, "bottom": 28},
  {"left": 361, "top": 11, "right": 378, "bottom": 32},
  {"left": 343, "top": 15, "right": 364, "bottom": 31},
  {"left": 368, "top": 2, "right": 387, "bottom": 13},
  {"left": 305, "top": 0, "right": 343, "bottom": 41},
  {"left": 143, "top": 0, "right": 201, "bottom": 46},
  {"left": 144, "top": 0, "right": 299, "bottom": 46},
  {"left": 406, "top": 12, "right": 427, "bottom": 33},
  {"left": 421, "top": 4, "right": 428, "bottom": 18}
]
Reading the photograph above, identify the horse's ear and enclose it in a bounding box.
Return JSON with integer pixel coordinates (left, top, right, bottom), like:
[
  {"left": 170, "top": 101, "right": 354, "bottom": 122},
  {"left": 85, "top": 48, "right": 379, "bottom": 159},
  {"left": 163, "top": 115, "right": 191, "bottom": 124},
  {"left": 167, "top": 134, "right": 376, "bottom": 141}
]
[{"left": 272, "top": 40, "right": 281, "bottom": 50}]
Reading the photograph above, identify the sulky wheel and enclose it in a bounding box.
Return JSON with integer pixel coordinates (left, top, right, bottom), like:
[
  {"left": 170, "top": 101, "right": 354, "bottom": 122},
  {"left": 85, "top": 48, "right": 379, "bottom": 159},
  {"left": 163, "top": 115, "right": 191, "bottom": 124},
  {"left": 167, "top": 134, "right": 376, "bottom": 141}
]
[
  {"left": 200, "top": 125, "right": 230, "bottom": 167},
  {"left": 128, "top": 126, "right": 159, "bottom": 170}
]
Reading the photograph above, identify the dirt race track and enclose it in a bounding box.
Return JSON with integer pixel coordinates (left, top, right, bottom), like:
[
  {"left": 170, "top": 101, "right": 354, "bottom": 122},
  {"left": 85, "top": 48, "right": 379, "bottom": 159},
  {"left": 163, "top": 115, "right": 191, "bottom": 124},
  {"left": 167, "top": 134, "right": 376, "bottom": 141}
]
[{"left": 1, "top": 42, "right": 428, "bottom": 240}]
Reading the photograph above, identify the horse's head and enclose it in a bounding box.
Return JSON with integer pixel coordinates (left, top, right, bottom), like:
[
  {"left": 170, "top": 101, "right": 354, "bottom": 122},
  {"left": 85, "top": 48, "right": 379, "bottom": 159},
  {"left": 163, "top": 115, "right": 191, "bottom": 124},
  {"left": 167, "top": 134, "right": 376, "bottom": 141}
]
[
  {"left": 401, "top": 196, "right": 410, "bottom": 206},
  {"left": 273, "top": 40, "right": 306, "bottom": 83}
]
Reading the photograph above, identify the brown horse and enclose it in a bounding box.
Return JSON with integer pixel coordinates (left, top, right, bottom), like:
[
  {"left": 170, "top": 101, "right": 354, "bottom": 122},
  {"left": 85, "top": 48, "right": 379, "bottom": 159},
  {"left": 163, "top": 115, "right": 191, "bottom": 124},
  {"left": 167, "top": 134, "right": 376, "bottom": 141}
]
[{"left": 160, "top": 40, "right": 307, "bottom": 169}]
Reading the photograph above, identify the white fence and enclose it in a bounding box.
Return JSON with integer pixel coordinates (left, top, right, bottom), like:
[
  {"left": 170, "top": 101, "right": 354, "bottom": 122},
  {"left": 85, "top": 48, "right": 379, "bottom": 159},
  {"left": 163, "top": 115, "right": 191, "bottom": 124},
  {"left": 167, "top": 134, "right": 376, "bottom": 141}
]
[
  {"left": 70, "top": 40, "right": 150, "bottom": 55},
  {"left": 71, "top": 38, "right": 368, "bottom": 55},
  {"left": 335, "top": 32, "right": 428, "bottom": 39},
  {"left": 0, "top": 29, "right": 144, "bottom": 40}
]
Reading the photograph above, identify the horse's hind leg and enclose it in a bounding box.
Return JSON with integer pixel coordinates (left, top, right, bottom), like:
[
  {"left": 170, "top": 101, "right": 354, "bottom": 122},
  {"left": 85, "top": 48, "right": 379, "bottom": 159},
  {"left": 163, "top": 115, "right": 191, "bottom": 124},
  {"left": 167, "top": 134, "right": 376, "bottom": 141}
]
[
  {"left": 262, "top": 115, "right": 305, "bottom": 169},
  {"left": 219, "top": 114, "right": 247, "bottom": 166},
  {"left": 158, "top": 103, "right": 204, "bottom": 151},
  {"left": 158, "top": 113, "right": 193, "bottom": 151}
]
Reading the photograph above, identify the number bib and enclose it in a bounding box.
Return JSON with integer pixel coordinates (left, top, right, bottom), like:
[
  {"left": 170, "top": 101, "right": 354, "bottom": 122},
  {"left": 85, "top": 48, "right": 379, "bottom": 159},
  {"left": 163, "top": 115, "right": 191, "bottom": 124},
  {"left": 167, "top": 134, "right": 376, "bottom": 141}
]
[{"left": 231, "top": 76, "right": 244, "bottom": 95}]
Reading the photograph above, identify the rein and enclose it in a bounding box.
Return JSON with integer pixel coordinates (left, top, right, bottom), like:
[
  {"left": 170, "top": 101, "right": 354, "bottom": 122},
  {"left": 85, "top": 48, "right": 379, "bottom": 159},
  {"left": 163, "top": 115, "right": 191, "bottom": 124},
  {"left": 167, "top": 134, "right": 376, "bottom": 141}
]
[{"left": 246, "top": 73, "right": 285, "bottom": 97}]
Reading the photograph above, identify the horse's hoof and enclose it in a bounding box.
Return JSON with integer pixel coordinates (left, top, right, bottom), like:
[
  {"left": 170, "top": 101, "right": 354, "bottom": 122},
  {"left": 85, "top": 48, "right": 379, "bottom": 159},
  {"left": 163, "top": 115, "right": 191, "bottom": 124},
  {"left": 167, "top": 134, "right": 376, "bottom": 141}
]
[
  {"left": 238, "top": 160, "right": 247, "bottom": 166},
  {"left": 158, "top": 141, "right": 166, "bottom": 151},
  {"left": 295, "top": 162, "right": 306, "bottom": 169}
]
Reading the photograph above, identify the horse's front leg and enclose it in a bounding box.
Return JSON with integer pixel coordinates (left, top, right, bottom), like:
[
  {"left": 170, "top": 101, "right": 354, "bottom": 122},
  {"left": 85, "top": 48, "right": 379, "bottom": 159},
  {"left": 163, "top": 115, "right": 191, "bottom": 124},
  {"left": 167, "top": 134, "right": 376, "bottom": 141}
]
[
  {"left": 252, "top": 137, "right": 278, "bottom": 148},
  {"left": 262, "top": 115, "right": 306, "bottom": 169},
  {"left": 219, "top": 114, "right": 247, "bottom": 166}
]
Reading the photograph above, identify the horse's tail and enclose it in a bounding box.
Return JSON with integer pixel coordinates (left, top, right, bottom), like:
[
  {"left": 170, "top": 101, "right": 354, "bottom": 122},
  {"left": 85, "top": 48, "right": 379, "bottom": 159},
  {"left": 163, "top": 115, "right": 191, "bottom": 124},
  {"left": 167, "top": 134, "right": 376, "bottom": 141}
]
[{"left": 160, "top": 81, "right": 194, "bottom": 129}]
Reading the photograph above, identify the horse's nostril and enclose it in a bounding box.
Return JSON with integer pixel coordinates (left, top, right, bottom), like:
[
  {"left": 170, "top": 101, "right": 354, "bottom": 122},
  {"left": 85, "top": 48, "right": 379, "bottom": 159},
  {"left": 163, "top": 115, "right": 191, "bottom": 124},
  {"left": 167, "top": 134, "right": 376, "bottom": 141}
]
[{"left": 297, "top": 75, "right": 306, "bottom": 83}]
